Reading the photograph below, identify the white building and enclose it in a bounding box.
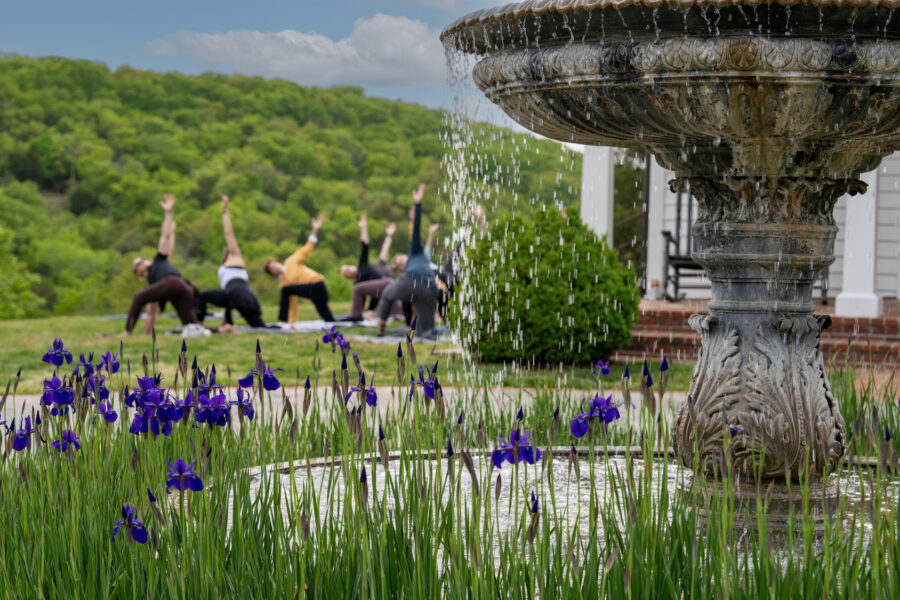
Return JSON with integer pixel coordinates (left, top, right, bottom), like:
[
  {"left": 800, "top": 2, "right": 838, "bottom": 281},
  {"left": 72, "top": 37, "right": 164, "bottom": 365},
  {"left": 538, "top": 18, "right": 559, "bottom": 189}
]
[{"left": 581, "top": 147, "right": 900, "bottom": 318}]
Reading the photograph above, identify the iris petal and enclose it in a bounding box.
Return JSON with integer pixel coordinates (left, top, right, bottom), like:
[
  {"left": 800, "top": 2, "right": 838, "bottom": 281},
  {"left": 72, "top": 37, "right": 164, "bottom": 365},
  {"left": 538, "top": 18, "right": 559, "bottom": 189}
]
[
  {"left": 491, "top": 449, "right": 505, "bottom": 469},
  {"left": 263, "top": 374, "right": 281, "bottom": 391},
  {"left": 131, "top": 525, "right": 149, "bottom": 544},
  {"left": 570, "top": 419, "right": 589, "bottom": 438}
]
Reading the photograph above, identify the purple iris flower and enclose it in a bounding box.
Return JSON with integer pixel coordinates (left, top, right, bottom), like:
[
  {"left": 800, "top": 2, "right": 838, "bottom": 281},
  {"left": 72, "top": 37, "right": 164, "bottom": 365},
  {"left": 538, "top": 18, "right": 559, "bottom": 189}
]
[
  {"left": 196, "top": 392, "right": 230, "bottom": 427},
  {"left": 397, "top": 343, "right": 403, "bottom": 358},
  {"left": 87, "top": 374, "right": 110, "bottom": 403},
  {"left": 491, "top": 429, "right": 541, "bottom": 469},
  {"left": 238, "top": 361, "right": 282, "bottom": 391},
  {"left": 593, "top": 359, "right": 611, "bottom": 377},
  {"left": 99, "top": 402, "right": 118, "bottom": 423},
  {"left": 725, "top": 416, "right": 742, "bottom": 438},
  {"left": 887, "top": 426, "right": 892, "bottom": 442},
  {"left": 51, "top": 430, "right": 81, "bottom": 452},
  {"left": 623, "top": 365, "right": 630, "bottom": 379},
  {"left": 98, "top": 351, "right": 120, "bottom": 375},
  {"left": 129, "top": 411, "right": 150, "bottom": 435},
  {"left": 12, "top": 417, "right": 35, "bottom": 451},
  {"left": 660, "top": 356, "right": 670, "bottom": 372},
  {"left": 112, "top": 505, "right": 148, "bottom": 544},
  {"left": 230, "top": 388, "right": 254, "bottom": 420},
  {"left": 74, "top": 352, "right": 95, "bottom": 377},
  {"left": 417, "top": 366, "right": 435, "bottom": 400},
  {"left": 42, "top": 338, "right": 73, "bottom": 367},
  {"left": 125, "top": 375, "right": 165, "bottom": 408},
  {"left": 322, "top": 326, "right": 351, "bottom": 353},
  {"left": 42, "top": 375, "right": 74, "bottom": 410},
  {"left": 530, "top": 490, "right": 539, "bottom": 514},
  {"left": 198, "top": 367, "right": 223, "bottom": 397},
  {"left": 570, "top": 394, "right": 621, "bottom": 438},
  {"left": 166, "top": 459, "right": 204, "bottom": 493},
  {"left": 345, "top": 372, "right": 378, "bottom": 407}
]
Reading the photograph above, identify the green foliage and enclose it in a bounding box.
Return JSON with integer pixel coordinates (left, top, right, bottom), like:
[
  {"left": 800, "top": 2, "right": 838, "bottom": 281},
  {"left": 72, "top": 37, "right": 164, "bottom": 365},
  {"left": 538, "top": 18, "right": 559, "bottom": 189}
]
[
  {"left": 0, "top": 55, "right": 582, "bottom": 316},
  {"left": 0, "top": 226, "right": 41, "bottom": 319},
  {"left": 456, "top": 206, "right": 640, "bottom": 364}
]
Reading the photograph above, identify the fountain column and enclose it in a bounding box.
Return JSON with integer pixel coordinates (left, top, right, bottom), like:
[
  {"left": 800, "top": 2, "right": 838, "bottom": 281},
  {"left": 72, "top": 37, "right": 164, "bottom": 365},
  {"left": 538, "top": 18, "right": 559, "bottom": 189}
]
[{"left": 671, "top": 176, "right": 851, "bottom": 478}]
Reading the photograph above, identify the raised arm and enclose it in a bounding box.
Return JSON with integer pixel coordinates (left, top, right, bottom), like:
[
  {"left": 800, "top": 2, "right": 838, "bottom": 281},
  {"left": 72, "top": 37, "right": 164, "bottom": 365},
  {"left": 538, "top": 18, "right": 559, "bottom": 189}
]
[
  {"left": 358, "top": 214, "right": 370, "bottom": 246},
  {"left": 408, "top": 184, "right": 425, "bottom": 256},
  {"left": 358, "top": 215, "right": 370, "bottom": 267},
  {"left": 378, "top": 221, "right": 396, "bottom": 263},
  {"left": 286, "top": 215, "right": 324, "bottom": 266},
  {"left": 168, "top": 221, "right": 176, "bottom": 259},
  {"left": 221, "top": 195, "right": 244, "bottom": 267},
  {"left": 157, "top": 194, "right": 176, "bottom": 256},
  {"left": 425, "top": 223, "right": 441, "bottom": 251}
]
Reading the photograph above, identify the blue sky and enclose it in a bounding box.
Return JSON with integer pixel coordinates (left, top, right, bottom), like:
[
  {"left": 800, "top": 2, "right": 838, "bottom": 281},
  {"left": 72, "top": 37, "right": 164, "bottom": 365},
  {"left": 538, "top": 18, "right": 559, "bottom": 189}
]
[{"left": 0, "top": 0, "right": 510, "bottom": 111}]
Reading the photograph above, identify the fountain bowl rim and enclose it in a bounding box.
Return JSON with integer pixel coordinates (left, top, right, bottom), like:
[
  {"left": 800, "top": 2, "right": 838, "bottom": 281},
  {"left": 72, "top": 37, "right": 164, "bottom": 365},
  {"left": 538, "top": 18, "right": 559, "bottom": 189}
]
[{"left": 441, "top": 0, "right": 900, "bottom": 48}]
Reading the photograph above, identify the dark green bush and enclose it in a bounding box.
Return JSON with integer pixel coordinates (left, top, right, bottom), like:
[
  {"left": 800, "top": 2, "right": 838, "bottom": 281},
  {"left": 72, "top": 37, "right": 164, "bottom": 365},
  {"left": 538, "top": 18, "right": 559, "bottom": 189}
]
[{"left": 454, "top": 206, "right": 639, "bottom": 364}]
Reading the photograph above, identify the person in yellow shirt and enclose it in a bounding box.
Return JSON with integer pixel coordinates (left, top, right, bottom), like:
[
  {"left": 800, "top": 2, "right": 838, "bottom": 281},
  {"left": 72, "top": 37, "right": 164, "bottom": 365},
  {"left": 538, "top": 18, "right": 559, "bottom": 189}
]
[{"left": 263, "top": 214, "right": 336, "bottom": 326}]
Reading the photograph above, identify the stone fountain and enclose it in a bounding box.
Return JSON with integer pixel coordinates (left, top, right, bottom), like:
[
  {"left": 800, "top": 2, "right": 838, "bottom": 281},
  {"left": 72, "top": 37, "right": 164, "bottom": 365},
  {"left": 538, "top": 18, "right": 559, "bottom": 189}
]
[{"left": 443, "top": 0, "right": 900, "bottom": 483}]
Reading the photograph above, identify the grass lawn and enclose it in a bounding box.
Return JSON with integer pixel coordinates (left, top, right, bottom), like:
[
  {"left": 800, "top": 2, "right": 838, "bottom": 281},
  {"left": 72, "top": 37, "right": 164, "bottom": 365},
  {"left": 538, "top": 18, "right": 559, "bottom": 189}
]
[{"left": 0, "top": 302, "right": 695, "bottom": 394}]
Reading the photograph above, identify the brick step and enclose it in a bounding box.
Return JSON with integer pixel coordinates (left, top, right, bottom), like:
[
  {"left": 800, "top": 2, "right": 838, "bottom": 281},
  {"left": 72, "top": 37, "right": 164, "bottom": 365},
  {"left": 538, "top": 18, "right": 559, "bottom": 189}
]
[
  {"left": 619, "top": 334, "right": 900, "bottom": 368},
  {"left": 632, "top": 315, "right": 900, "bottom": 342}
]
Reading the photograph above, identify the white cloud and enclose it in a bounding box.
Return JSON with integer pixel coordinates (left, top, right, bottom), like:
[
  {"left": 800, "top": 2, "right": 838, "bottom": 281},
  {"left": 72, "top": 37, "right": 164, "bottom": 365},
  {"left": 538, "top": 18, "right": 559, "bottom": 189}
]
[
  {"left": 142, "top": 14, "right": 447, "bottom": 89},
  {"left": 400, "top": 0, "right": 463, "bottom": 11}
]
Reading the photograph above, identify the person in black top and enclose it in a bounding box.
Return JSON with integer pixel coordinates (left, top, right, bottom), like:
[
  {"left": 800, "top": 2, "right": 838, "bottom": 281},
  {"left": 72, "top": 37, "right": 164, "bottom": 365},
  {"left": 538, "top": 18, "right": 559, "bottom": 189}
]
[
  {"left": 338, "top": 216, "right": 405, "bottom": 321},
  {"left": 126, "top": 194, "right": 202, "bottom": 334}
]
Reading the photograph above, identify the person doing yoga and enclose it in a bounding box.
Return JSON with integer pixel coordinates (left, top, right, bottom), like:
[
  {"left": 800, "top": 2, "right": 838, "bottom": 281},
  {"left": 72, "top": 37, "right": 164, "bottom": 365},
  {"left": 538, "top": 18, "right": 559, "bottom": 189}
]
[
  {"left": 338, "top": 216, "right": 405, "bottom": 321},
  {"left": 194, "top": 195, "right": 266, "bottom": 331},
  {"left": 263, "top": 214, "right": 336, "bottom": 327},
  {"left": 377, "top": 183, "right": 444, "bottom": 339},
  {"left": 126, "top": 194, "right": 202, "bottom": 335}
]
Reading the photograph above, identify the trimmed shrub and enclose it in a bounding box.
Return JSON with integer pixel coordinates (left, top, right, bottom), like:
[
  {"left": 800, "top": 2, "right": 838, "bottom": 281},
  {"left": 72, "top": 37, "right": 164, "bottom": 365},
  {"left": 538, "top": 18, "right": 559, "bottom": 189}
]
[{"left": 453, "top": 206, "right": 639, "bottom": 364}]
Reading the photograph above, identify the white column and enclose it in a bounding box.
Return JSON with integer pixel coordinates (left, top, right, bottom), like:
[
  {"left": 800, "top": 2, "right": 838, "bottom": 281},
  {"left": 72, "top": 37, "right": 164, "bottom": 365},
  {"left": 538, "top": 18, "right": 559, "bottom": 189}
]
[
  {"left": 580, "top": 145, "right": 615, "bottom": 243},
  {"left": 836, "top": 169, "right": 883, "bottom": 317},
  {"left": 645, "top": 157, "right": 669, "bottom": 295}
]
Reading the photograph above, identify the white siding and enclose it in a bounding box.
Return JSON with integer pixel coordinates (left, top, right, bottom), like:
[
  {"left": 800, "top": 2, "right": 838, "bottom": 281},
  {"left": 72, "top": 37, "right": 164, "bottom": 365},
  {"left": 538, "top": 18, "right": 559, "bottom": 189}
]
[
  {"left": 876, "top": 155, "right": 900, "bottom": 298},
  {"left": 828, "top": 196, "right": 847, "bottom": 298}
]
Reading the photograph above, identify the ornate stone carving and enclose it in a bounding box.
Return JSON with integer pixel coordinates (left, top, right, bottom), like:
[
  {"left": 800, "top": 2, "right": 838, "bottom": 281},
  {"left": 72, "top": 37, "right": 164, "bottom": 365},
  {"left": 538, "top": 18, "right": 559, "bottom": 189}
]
[
  {"left": 673, "top": 313, "right": 845, "bottom": 479},
  {"left": 671, "top": 177, "right": 867, "bottom": 226},
  {"left": 466, "top": 37, "right": 900, "bottom": 177}
]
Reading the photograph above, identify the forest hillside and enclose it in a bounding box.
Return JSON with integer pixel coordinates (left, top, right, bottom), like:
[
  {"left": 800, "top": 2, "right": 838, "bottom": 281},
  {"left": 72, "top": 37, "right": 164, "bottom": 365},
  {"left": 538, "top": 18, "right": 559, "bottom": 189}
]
[{"left": 0, "top": 55, "right": 583, "bottom": 318}]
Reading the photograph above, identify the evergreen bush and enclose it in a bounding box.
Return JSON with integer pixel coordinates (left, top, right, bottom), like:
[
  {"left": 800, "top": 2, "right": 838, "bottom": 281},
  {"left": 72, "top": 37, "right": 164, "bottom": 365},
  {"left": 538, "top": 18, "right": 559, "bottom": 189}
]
[{"left": 454, "top": 206, "right": 639, "bottom": 364}]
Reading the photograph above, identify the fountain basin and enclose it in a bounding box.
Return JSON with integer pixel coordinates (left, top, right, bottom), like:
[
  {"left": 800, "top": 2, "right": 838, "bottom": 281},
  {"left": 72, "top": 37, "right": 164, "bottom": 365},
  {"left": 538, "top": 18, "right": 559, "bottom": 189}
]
[
  {"left": 246, "top": 449, "right": 898, "bottom": 553},
  {"left": 443, "top": 3, "right": 900, "bottom": 178}
]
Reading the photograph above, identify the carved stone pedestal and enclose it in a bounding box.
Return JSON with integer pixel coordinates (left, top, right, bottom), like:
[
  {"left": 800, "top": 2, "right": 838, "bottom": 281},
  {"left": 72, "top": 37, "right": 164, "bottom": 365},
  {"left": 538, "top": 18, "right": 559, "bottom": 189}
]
[{"left": 672, "top": 177, "right": 848, "bottom": 479}]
